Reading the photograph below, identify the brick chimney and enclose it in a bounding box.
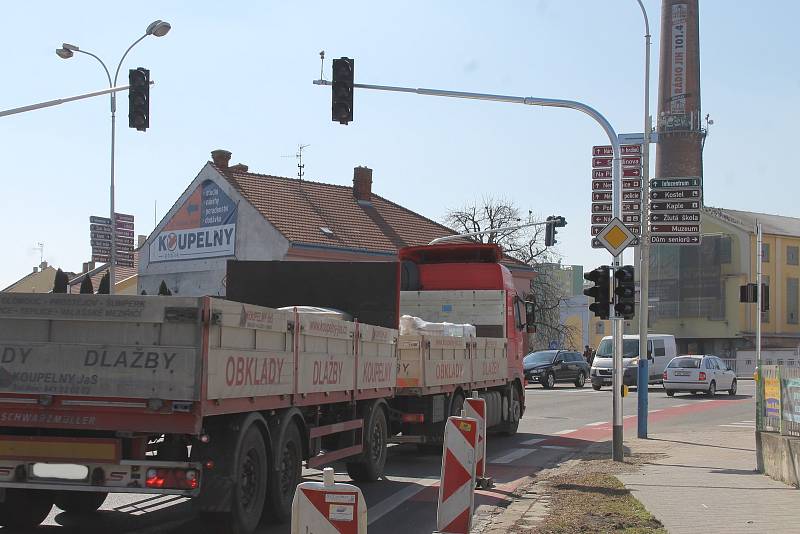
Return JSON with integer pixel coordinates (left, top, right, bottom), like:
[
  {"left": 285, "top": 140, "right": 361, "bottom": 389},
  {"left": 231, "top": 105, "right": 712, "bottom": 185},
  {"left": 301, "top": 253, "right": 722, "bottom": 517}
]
[
  {"left": 353, "top": 166, "right": 373, "bottom": 203},
  {"left": 211, "top": 149, "right": 232, "bottom": 169}
]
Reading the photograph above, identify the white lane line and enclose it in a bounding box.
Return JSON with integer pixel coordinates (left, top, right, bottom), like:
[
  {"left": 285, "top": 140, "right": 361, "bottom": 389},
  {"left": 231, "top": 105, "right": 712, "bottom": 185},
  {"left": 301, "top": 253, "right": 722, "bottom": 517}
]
[
  {"left": 585, "top": 421, "right": 607, "bottom": 426},
  {"left": 541, "top": 445, "right": 572, "bottom": 450},
  {"left": 673, "top": 403, "right": 689, "bottom": 407},
  {"left": 719, "top": 424, "right": 754, "bottom": 428},
  {"left": 490, "top": 448, "right": 536, "bottom": 464},
  {"left": 522, "top": 438, "right": 546, "bottom": 445},
  {"left": 129, "top": 497, "right": 191, "bottom": 515},
  {"left": 554, "top": 429, "right": 577, "bottom": 435},
  {"left": 649, "top": 409, "right": 663, "bottom": 413},
  {"left": 624, "top": 415, "right": 636, "bottom": 419},
  {"left": 742, "top": 420, "right": 756, "bottom": 423},
  {"left": 367, "top": 476, "right": 439, "bottom": 525}
]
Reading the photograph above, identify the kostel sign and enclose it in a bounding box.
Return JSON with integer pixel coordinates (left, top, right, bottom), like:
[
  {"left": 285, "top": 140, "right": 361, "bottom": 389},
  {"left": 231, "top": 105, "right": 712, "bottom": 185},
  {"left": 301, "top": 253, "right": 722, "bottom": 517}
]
[
  {"left": 590, "top": 135, "right": 644, "bottom": 249},
  {"left": 648, "top": 175, "right": 703, "bottom": 245}
]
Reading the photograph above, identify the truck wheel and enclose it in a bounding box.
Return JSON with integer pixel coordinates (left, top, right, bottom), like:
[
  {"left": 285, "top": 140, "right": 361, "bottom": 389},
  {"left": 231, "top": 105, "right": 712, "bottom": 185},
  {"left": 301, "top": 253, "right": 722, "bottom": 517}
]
[
  {"left": 54, "top": 491, "right": 107, "bottom": 514},
  {"left": 449, "top": 391, "right": 465, "bottom": 416},
  {"left": 228, "top": 425, "right": 269, "bottom": 534},
  {"left": 0, "top": 489, "right": 53, "bottom": 528},
  {"left": 266, "top": 422, "right": 302, "bottom": 523},
  {"left": 347, "top": 406, "right": 388, "bottom": 481},
  {"left": 499, "top": 386, "right": 521, "bottom": 436}
]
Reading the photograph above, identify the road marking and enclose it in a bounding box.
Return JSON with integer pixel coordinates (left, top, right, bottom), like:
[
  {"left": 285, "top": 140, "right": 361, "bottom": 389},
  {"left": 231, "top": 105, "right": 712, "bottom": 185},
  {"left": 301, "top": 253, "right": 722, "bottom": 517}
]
[
  {"left": 115, "top": 495, "right": 189, "bottom": 516},
  {"left": 624, "top": 415, "right": 636, "bottom": 419},
  {"left": 522, "top": 438, "right": 545, "bottom": 445},
  {"left": 742, "top": 420, "right": 755, "bottom": 423},
  {"left": 490, "top": 448, "right": 536, "bottom": 464},
  {"left": 673, "top": 403, "right": 689, "bottom": 407},
  {"left": 719, "top": 424, "right": 755, "bottom": 428},
  {"left": 554, "top": 429, "right": 577, "bottom": 435},
  {"left": 585, "top": 421, "right": 607, "bottom": 426},
  {"left": 648, "top": 409, "right": 663, "bottom": 413},
  {"left": 367, "top": 476, "right": 440, "bottom": 524},
  {"left": 541, "top": 445, "right": 572, "bottom": 450}
]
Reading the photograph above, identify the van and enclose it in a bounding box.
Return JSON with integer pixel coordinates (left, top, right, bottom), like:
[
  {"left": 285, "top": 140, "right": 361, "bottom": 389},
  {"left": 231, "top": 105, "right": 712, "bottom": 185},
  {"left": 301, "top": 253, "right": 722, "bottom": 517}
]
[{"left": 590, "top": 334, "right": 677, "bottom": 390}]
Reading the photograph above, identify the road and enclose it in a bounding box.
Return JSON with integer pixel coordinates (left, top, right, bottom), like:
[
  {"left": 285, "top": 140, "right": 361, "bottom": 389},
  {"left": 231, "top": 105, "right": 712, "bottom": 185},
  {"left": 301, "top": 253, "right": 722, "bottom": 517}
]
[{"left": 12, "top": 381, "right": 755, "bottom": 533}]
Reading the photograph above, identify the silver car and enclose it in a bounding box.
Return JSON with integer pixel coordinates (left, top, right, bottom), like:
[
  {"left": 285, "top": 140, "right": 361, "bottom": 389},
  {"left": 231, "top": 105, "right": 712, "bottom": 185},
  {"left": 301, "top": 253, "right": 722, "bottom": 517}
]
[{"left": 662, "top": 355, "right": 737, "bottom": 397}]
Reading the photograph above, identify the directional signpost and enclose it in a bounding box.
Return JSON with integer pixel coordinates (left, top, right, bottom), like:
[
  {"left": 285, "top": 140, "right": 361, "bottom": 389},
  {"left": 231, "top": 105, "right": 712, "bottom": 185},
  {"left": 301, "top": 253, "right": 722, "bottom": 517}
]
[
  {"left": 89, "top": 213, "right": 135, "bottom": 267},
  {"left": 592, "top": 137, "right": 643, "bottom": 248},
  {"left": 648, "top": 176, "right": 702, "bottom": 245}
]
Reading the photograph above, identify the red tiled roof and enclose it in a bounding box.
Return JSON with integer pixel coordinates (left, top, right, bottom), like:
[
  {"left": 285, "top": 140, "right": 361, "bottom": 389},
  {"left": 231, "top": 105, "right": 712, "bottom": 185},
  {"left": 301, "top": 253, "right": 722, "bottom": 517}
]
[{"left": 218, "top": 165, "right": 457, "bottom": 254}]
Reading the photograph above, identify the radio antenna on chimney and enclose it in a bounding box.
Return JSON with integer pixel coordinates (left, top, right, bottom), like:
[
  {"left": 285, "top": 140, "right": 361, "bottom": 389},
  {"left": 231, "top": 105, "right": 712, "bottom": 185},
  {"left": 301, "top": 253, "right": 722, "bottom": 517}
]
[
  {"left": 282, "top": 144, "right": 311, "bottom": 181},
  {"left": 34, "top": 242, "right": 44, "bottom": 265}
]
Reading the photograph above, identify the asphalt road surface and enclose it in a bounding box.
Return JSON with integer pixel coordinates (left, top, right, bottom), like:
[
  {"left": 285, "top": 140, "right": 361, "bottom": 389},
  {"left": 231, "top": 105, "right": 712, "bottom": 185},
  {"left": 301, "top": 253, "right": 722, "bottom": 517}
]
[{"left": 8, "top": 381, "right": 755, "bottom": 533}]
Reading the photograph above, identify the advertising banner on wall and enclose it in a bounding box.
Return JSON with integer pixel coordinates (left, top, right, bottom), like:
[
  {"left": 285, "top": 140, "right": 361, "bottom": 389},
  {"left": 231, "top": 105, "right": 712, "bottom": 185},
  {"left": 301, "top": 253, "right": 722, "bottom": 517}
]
[
  {"left": 781, "top": 377, "right": 800, "bottom": 423},
  {"left": 150, "top": 180, "right": 237, "bottom": 262}
]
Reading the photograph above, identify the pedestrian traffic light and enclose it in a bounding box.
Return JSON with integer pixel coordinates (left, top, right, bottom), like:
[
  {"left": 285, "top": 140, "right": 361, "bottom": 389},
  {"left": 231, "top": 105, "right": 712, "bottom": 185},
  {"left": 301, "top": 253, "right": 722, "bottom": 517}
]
[
  {"left": 614, "top": 265, "right": 636, "bottom": 320},
  {"left": 128, "top": 67, "right": 150, "bottom": 131},
  {"left": 544, "top": 215, "right": 566, "bottom": 247},
  {"left": 584, "top": 265, "right": 611, "bottom": 319},
  {"left": 331, "top": 57, "right": 354, "bottom": 125}
]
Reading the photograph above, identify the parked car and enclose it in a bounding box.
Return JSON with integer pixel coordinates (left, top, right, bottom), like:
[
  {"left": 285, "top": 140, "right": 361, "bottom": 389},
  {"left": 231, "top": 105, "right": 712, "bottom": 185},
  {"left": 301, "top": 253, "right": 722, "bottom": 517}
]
[
  {"left": 662, "top": 355, "right": 738, "bottom": 397},
  {"left": 524, "top": 350, "right": 590, "bottom": 389},
  {"left": 591, "top": 334, "right": 677, "bottom": 390}
]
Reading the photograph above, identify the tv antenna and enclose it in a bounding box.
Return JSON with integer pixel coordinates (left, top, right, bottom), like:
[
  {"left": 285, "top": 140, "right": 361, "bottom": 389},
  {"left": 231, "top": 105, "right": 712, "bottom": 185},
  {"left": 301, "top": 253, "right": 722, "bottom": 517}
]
[
  {"left": 282, "top": 144, "right": 311, "bottom": 181},
  {"left": 33, "top": 242, "right": 44, "bottom": 265}
]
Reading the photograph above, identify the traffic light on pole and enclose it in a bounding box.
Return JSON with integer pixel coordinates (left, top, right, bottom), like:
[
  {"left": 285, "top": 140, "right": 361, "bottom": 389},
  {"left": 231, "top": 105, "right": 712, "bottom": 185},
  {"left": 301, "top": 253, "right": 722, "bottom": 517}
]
[
  {"left": 584, "top": 265, "right": 611, "bottom": 319},
  {"left": 128, "top": 67, "right": 150, "bottom": 131},
  {"left": 544, "top": 215, "right": 566, "bottom": 247},
  {"left": 331, "top": 57, "right": 354, "bottom": 125},
  {"left": 614, "top": 265, "right": 636, "bottom": 320}
]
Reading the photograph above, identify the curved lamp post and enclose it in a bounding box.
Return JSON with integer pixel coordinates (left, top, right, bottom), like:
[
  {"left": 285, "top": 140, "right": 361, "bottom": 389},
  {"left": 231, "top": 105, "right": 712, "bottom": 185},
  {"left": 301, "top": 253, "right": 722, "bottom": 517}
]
[{"left": 56, "top": 20, "right": 171, "bottom": 294}]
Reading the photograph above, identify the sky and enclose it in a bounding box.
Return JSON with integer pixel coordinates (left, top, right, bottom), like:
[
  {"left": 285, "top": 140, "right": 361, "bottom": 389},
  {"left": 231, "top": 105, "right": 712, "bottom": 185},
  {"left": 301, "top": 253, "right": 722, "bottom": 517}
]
[{"left": 2, "top": 1, "right": 799, "bottom": 289}]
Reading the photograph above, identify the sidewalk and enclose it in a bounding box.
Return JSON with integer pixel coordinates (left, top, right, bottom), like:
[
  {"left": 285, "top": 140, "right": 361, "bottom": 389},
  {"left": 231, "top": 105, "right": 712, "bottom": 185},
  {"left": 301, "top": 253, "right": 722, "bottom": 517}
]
[
  {"left": 617, "top": 427, "right": 800, "bottom": 533},
  {"left": 473, "top": 425, "right": 800, "bottom": 533}
]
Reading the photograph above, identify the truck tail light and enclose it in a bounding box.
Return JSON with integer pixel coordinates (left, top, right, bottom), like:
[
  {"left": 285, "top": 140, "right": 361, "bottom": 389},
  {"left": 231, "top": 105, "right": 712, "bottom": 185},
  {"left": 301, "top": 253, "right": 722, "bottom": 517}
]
[
  {"left": 146, "top": 468, "right": 199, "bottom": 490},
  {"left": 401, "top": 413, "right": 424, "bottom": 423},
  {"left": 699, "top": 372, "right": 706, "bottom": 381}
]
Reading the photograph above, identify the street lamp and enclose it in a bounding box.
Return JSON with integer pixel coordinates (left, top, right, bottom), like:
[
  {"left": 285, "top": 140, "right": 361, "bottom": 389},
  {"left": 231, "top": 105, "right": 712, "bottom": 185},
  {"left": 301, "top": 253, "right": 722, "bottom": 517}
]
[{"left": 56, "top": 20, "right": 171, "bottom": 294}]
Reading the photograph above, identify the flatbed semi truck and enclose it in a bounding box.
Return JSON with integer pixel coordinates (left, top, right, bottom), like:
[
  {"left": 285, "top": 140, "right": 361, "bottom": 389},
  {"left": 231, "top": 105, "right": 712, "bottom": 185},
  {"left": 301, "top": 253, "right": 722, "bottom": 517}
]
[{"left": 0, "top": 243, "right": 531, "bottom": 533}]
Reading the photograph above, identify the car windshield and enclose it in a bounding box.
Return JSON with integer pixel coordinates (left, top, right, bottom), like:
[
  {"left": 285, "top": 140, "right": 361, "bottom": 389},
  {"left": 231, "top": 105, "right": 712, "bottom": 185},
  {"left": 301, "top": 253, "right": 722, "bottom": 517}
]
[
  {"left": 595, "top": 339, "right": 640, "bottom": 358},
  {"left": 668, "top": 357, "right": 701, "bottom": 369},
  {"left": 524, "top": 351, "right": 557, "bottom": 365}
]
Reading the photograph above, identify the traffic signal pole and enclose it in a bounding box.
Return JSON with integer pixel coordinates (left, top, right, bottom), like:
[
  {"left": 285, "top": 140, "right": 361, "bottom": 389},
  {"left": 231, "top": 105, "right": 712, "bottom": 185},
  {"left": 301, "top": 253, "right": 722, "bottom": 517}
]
[{"left": 315, "top": 76, "right": 627, "bottom": 461}]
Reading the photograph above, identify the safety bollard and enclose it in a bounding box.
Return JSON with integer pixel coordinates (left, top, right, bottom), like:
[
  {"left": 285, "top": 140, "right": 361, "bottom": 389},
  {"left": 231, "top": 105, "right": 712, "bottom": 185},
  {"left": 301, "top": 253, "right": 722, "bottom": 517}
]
[
  {"left": 435, "top": 414, "right": 477, "bottom": 534},
  {"left": 291, "top": 466, "right": 368, "bottom": 533},
  {"left": 464, "top": 392, "right": 493, "bottom": 488}
]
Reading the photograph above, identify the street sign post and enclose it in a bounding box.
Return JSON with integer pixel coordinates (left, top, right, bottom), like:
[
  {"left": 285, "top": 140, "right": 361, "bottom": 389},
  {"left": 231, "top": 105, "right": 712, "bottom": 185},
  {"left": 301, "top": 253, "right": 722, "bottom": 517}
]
[{"left": 647, "top": 175, "right": 702, "bottom": 245}]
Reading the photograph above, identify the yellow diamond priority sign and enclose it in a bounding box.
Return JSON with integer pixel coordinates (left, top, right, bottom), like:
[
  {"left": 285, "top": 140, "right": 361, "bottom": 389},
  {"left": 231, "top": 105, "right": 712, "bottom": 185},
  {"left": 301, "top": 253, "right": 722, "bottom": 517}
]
[{"left": 596, "top": 217, "right": 636, "bottom": 256}]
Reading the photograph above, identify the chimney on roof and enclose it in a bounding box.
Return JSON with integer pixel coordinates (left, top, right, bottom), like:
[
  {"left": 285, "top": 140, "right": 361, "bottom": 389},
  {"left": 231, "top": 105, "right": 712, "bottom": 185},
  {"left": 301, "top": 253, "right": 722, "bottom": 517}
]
[
  {"left": 230, "top": 163, "right": 249, "bottom": 172},
  {"left": 39, "top": 261, "right": 48, "bottom": 270},
  {"left": 211, "top": 149, "right": 232, "bottom": 169},
  {"left": 353, "top": 166, "right": 373, "bottom": 203}
]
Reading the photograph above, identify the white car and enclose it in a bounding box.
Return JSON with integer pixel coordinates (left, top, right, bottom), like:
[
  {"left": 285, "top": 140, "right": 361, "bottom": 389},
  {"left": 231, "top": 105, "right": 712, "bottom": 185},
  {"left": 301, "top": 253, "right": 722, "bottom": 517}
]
[{"left": 662, "top": 355, "right": 737, "bottom": 397}]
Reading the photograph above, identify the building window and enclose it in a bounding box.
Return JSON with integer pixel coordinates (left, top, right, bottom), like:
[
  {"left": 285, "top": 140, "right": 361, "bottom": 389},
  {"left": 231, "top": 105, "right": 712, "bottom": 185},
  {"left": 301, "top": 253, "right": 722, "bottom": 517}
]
[
  {"left": 745, "top": 359, "right": 753, "bottom": 366},
  {"left": 788, "top": 278, "right": 799, "bottom": 325},
  {"left": 595, "top": 322, "right": 605, "bottom": 335},
  {"left": 767, "top": 359, "right": 773, "bottom": 365},
  {"left": 788, "top": 360, "right": 796, "bottom": 367},
  {"left": 778, "top": 359, "right": 784, "bottom": 366},
  {"left": 788, "top": 246, "right": 799, "bottom": 266},
  {"left": 762, "top": 243, "right": 770, "bottom": 262},
  {"left": 762, "top": 275, "right": 770, "bottom": 323}
]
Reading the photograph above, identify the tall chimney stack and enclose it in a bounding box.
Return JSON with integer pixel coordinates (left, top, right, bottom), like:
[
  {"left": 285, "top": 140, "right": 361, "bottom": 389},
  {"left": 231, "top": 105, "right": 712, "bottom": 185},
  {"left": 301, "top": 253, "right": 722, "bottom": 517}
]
[{"left": 655, "top": 0, "right": 703, "bottom": 178}]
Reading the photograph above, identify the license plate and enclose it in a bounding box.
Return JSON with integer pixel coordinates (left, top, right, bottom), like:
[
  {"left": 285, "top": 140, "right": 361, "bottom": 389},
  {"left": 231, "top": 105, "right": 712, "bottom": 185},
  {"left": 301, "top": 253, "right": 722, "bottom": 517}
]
[
  {"left": 32, "top": 463, "right": 89, "bottom": 480},
  {"left": 674, "top": 371, "right": 690, "bottom": 376}
]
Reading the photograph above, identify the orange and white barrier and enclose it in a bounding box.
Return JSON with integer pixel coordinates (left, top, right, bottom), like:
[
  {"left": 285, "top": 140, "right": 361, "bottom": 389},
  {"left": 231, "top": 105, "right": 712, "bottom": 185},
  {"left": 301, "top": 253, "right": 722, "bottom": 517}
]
[
  {"left": 291, "top": 467, "right": 367, "bottom": 534},
  {"left": 436, "top": 415, "right": 477, "bottom": 534},
  {"left": 464, "top": 394, "right": 493, "bottom": 488}
]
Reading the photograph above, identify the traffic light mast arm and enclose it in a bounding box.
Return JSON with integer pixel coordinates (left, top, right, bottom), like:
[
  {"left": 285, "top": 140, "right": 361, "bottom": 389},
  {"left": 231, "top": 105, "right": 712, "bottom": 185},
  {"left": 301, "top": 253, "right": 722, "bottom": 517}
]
[
  {"left": 0, "top": 83, "right": 151, "bottom": 118},
  {"left": 428, "top": 217, "right": 564, "bottom": 245}
]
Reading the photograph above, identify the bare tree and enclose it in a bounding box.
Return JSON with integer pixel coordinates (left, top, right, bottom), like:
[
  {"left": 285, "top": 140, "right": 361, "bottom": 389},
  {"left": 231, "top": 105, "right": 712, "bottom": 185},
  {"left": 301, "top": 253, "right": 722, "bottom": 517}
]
[{"left": 445, "top": 197, "right": 579, "bottom": 350}]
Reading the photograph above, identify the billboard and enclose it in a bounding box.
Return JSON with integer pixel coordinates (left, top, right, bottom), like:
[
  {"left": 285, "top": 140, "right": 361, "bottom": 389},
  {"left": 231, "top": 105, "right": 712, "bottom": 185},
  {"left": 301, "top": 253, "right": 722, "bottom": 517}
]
[{"left": 150, "top": 180, "right": 237, "bottom": 262}]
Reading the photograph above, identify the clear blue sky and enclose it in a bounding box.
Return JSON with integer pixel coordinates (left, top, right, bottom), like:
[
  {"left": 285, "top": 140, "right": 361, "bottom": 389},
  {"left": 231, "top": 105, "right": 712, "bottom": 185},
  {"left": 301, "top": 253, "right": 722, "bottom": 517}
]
[{"left": 2, "top": 1, "right": 798, "bottom": 289}]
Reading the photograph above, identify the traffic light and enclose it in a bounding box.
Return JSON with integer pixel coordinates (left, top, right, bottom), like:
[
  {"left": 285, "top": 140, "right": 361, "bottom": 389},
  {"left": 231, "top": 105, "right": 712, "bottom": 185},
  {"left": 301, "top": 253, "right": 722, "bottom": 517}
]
[
  {"left": 331, "top": 57, "right": 354, "bottom": 125},
  {"left": 584, "top": 265, "right": 611, "bottom": 319},
  {"left": 614, "top": 265, "right": 636, "bottom": 320},
  {"left": 128, "top": 67, "right": 150, "bottom": 131},
  {"left": 544, "top": 215, "right": 566, "bottom": 247}
]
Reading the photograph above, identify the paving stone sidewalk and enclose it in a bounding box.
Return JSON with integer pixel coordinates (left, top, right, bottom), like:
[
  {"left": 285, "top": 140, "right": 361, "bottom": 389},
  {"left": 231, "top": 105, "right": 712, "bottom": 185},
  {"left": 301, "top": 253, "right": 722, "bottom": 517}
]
[{"left": 617, "top": 427, "right": 800, "bottom": 533}]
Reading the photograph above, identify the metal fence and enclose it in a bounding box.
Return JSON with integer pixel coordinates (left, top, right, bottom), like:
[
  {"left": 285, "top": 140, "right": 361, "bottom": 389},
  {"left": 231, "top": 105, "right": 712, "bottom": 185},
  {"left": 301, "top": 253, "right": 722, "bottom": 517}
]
[{"left": 756, "top": 365, "right": 800, "bottom": 437}]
